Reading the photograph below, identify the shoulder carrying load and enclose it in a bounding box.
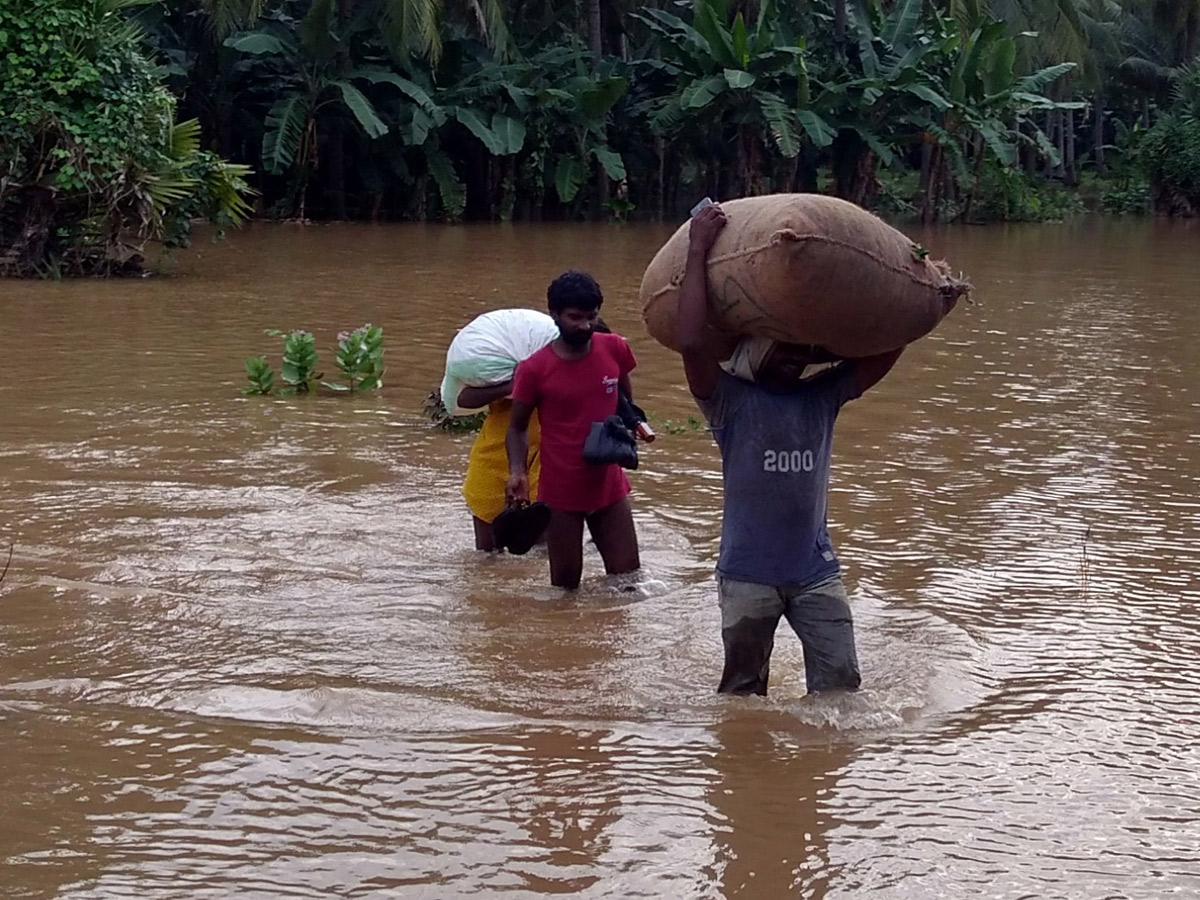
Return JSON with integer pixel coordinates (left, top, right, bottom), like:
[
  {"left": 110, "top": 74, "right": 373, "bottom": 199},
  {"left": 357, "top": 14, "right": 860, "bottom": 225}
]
[
  {"left": 640, "top": 193, "right": 970, "bottom": 359},
  {"left": 440, "top": 308, "right": 559, "bottom": 415}
]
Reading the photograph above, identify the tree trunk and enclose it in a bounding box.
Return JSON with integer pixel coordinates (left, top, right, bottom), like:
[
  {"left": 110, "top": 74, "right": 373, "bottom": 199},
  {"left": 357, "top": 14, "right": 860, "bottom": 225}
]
[
  {"left": 1093, "top": 94, "right": 1106, "bottom": 176},
  {"left": 1044, "top": 110, "right": 1054, "bottom": 178},
  {"left": 1054, "top": 109, "right": 1066, "bottom": 181},
  {"left": 655, "top": 136, "right": 666, "bottom": 221},
  {"left": 586, "top": 0, "right": 602, "bottom": 55},
  {"left": 831, "top": 130, "right": 877, "bottom": 207},
  {"left": 14, "top": 186, "right": 56, "bottom": 274},
  {"left": 326, "top": 123, "right": 347, "bottom": 219},
  {"left": 783, "top": 154, "right": 800, "bottom": 194},
  {"left": 797, "top": 145, "right": 819, "bottom": 192},
  {"left": 1065, "top": 107, "right": 1077, "bottom": 186},
  {"left": 922, "top": 145, "right": 942, "bottom": 223},
  {"left": 737, "top": 127, "right": 753, "bottom": 196},
  {"left": 834, "top": 0, "right": 846, "bottom": 54},
  {"left": 963, "top": 134, "right": 986, "bottom": 223},
  {"left": 941, "top": 147, "right": 955, "bottom": 214},
  {"left": 586, "top": 0, "right": 608, "bottom": 219}
]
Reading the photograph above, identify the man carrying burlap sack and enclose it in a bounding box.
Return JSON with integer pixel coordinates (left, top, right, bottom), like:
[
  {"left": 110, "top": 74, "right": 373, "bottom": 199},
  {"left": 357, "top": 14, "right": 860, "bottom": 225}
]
[{"left": 680, "top": 203, "right": 911, "bottom": 697}]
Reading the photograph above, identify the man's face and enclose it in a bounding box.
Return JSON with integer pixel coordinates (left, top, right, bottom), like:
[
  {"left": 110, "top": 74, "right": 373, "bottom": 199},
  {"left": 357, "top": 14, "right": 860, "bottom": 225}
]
[
  {"left": 759, "top": 342, "right": 837, "bottom": 389},
  {"left": 553, "top": 307, "right": 599, "bottom": 348}
]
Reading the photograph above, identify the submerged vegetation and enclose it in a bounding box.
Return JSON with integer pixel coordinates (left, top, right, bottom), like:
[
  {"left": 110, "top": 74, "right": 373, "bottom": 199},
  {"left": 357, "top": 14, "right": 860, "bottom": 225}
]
[
  {"left": 4, "top": 0, "right": 1200, "bottom": 276},
  {"left": 244, "top": 325, "right": 385, "bottom": 394}
]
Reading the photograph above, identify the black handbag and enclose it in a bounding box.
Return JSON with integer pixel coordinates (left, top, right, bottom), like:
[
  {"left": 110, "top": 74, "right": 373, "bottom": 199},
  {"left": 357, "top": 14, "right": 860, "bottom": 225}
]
[
  {"left": 582, "top": 415, "right": 638, "bottom": 469},
  {"left": 492, "top": 501, "right": 551, "bottom": 555}
]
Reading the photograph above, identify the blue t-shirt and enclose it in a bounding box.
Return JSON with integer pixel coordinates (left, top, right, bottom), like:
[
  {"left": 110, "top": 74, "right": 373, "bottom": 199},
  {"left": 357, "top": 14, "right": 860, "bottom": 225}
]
[{"left": 696, "top": 367, "right": 861, "bottom": 587}]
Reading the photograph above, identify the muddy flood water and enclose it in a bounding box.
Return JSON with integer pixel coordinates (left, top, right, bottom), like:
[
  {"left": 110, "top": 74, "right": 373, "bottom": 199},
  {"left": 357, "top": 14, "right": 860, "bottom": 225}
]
[{"left": 2, "top": 217, "right": 1199, "bottom": 899}]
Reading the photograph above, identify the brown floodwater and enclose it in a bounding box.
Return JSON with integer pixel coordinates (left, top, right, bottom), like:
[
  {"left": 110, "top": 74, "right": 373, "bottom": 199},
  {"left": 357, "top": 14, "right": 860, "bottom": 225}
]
[{"left": 1, "top": 216, "right": 1199, "bottom": 898}]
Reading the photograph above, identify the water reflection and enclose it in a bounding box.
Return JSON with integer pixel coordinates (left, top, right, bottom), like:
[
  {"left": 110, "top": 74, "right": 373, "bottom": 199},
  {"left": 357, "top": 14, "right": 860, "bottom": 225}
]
[{"left": 704, "top": 712, "right": 854, "bottom": 898}]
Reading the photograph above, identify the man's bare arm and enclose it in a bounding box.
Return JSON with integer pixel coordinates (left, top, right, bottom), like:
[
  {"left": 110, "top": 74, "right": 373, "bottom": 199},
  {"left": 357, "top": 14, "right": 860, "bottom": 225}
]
[
  {"left": 677, "top": 204, "right": 728, "bottom": 400},
  {"left": 504, "top": 399, "right": 535, "bottom": 503},
  {"left": 854, "top": 349, "right": 903, "bottom": 396}
]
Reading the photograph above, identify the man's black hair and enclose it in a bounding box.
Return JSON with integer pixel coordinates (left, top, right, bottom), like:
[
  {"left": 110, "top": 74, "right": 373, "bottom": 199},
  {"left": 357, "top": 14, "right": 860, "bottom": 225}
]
[{"left": 547, "top": 270, "right": 603, "bottom": 314}]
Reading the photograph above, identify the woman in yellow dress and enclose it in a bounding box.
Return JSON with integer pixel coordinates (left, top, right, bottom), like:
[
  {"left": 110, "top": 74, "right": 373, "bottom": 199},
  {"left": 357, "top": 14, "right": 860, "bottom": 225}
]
[{"left": 459, "top": 381, "right": 542, "bottom": 551}]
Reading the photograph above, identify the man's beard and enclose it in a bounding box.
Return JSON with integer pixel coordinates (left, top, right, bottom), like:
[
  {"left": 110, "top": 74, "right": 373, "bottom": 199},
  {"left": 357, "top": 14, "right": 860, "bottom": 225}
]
[{"left": 559, "top": 328, "right": 592, "bottom": 348}]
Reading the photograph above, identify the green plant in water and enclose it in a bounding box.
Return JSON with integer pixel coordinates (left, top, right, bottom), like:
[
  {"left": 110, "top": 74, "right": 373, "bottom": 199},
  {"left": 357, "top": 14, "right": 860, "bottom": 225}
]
[
  {"left": 267, "top": 328, "right": 322, "bottom": 394},
  {"left": 243, "top": 355, "right": 275, "bottom": 394},
  {"left": 648, "top": 413, "right": 707, "bottom": 435},
  {"left": 324, "top": 324, "right": 385, "bottom": 392},
  {"left": 423, "top": 387, "right": 486, "bottom": 432}
]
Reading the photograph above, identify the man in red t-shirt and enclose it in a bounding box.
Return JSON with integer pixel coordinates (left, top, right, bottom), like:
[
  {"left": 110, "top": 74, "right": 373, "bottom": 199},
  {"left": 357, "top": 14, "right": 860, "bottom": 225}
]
[{"left": 505, "top": 271, "right": 641, "bottom": 589}]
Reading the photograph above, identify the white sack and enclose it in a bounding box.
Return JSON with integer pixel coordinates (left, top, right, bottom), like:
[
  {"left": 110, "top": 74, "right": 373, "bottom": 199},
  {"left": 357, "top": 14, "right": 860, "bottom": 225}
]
[{"left": 439, "top": 308, "right": 559, "bottom": 415}]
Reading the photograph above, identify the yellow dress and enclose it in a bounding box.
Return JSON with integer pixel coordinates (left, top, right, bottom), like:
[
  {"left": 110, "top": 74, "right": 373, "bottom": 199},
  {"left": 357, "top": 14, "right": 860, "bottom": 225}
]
[{"left": 462, "top": 401, "right": 541, "bottom": 524}]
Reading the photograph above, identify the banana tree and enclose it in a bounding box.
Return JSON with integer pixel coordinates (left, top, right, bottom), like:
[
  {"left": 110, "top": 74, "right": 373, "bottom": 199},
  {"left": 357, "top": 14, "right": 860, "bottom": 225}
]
[
  {"left": 353, "top": 42, "right": 532, "bottom": 220},
  {"left": 441, "top": 41, "right": 630, "bottom": 214},
  {"left": 918, "top": 19, "right": 1082, "bottom": 220},
  {"left": 203, "top": 0, "right": 510, "bottom": 62},
  {"left": 634, "top": 0, "right": 834, "bottom": 197},
  {"left": 225, "top": 0, "right": 420, "bottom": 217},
  {"left": 536, "top": 67, "right": 629, "bottom": 208},
  {"left": 820, "top": 0, "right": 957, "bottom": 205}
]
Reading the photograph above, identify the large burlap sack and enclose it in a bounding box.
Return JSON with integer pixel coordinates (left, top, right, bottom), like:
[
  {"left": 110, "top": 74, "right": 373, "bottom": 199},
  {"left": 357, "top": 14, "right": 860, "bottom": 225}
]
[
  {"left": 640, "top": 194, "right": 969, "bottom": 359},
  {"left": 440, "top": 308, "right": 558, "bottom": 415}
]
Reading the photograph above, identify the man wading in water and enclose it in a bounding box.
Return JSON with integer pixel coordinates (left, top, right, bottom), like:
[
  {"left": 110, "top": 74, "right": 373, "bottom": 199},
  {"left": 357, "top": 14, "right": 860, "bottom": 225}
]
[
  {"left": 678, "top": 203, "right": 918, "bottom": 696},
  {"left": 505, "top": 272, "right": 641, "bottom": 589}
]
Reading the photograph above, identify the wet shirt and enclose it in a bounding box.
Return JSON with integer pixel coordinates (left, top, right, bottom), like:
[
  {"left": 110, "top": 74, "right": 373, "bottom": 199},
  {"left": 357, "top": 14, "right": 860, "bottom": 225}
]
[
  {"left": 512, "top": 333, "right": 637, "bottom": 512},
  {"left": 696, "top": 368, "right": 861, "bottom": 587}
]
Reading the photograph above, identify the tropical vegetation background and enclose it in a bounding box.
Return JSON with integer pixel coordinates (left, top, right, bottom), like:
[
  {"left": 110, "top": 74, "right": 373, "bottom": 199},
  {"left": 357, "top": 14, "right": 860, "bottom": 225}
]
[{"left": 3, "top": 0, "right": 1200, "bottom": 274}]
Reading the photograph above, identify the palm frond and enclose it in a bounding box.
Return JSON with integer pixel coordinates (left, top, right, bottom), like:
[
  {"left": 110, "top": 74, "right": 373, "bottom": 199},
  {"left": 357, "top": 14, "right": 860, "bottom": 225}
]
[
  {"left": 202, "top": 0, "right": 269, "bottom": 39},
  {"left": 263, "top": 94, "right": 311, "bottom": 174}
]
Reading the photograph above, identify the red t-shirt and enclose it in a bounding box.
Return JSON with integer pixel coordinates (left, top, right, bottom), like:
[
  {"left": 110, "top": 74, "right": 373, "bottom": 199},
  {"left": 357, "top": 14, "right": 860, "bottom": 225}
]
[{"left": 511, "top": 332, "right": 638, "bottom": 512}]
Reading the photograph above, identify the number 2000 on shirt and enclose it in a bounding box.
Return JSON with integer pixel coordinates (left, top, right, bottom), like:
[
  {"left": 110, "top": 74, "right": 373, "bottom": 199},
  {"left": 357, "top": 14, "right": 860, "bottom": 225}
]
[{"left": 762, "top": 449, "right": 815, "bottom": 473}]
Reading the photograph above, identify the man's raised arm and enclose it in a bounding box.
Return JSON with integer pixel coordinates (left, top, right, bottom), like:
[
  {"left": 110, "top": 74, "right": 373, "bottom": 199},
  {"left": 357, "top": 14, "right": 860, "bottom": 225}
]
[{"left": 676, "top": 204, "right": 728, "bottom": 401}]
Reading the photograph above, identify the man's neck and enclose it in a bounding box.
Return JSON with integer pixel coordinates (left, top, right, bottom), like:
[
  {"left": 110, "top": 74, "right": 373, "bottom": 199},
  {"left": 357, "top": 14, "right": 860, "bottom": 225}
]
[
  {"left": 552, "top": 337, "right": 592, "bottom": 359},
  {"left": 757, "top": 376, "right": 803, "bottom": 394}
]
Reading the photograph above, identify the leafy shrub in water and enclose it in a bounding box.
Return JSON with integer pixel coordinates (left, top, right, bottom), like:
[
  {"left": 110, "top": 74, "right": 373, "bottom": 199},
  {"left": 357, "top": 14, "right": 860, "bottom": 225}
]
[
  {"left": 324, "top": 325, "right": 385, "bottom": 392},
  {"left": 422, "top": 388, "right": 486, "bottom": 432},
  {"left": 277, "top": 330, "right": 322, "bottom": 394},
  {"left": 243, "top": 356, "right": 275, "bottom": 395},
  {"left": 244, "top": 326, "right": 384, "bottom": 396}
]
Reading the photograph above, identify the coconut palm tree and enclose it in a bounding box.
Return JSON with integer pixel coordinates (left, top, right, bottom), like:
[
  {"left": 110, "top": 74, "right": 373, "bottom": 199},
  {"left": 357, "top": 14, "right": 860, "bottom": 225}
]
[{"left": 201, "top": 0, "right": 509, "bottom": 61}]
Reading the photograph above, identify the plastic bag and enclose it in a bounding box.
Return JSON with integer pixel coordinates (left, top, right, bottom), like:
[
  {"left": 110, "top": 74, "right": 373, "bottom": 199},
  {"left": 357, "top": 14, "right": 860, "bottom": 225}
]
[{"left": 440, "top": 309, "right": 559, "bottom": 415}]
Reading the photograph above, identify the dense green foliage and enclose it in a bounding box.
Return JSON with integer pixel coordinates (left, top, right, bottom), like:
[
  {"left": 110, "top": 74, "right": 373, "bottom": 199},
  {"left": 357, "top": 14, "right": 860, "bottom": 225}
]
[
  {"left": 1138, "top": 67, "right": 1200, "bottom": 214},
  {"left": 138, "top": 0, "right": 1195, "bottom": 223},
  {"left": 6, "top": 0, "right": 1200, "bottom": 275},
  {"left": 0, "top": 0, "right": 253, "bottom": 275},
  {"left": 150, "top": 0, "right": 1090, "bottom": 222}
]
